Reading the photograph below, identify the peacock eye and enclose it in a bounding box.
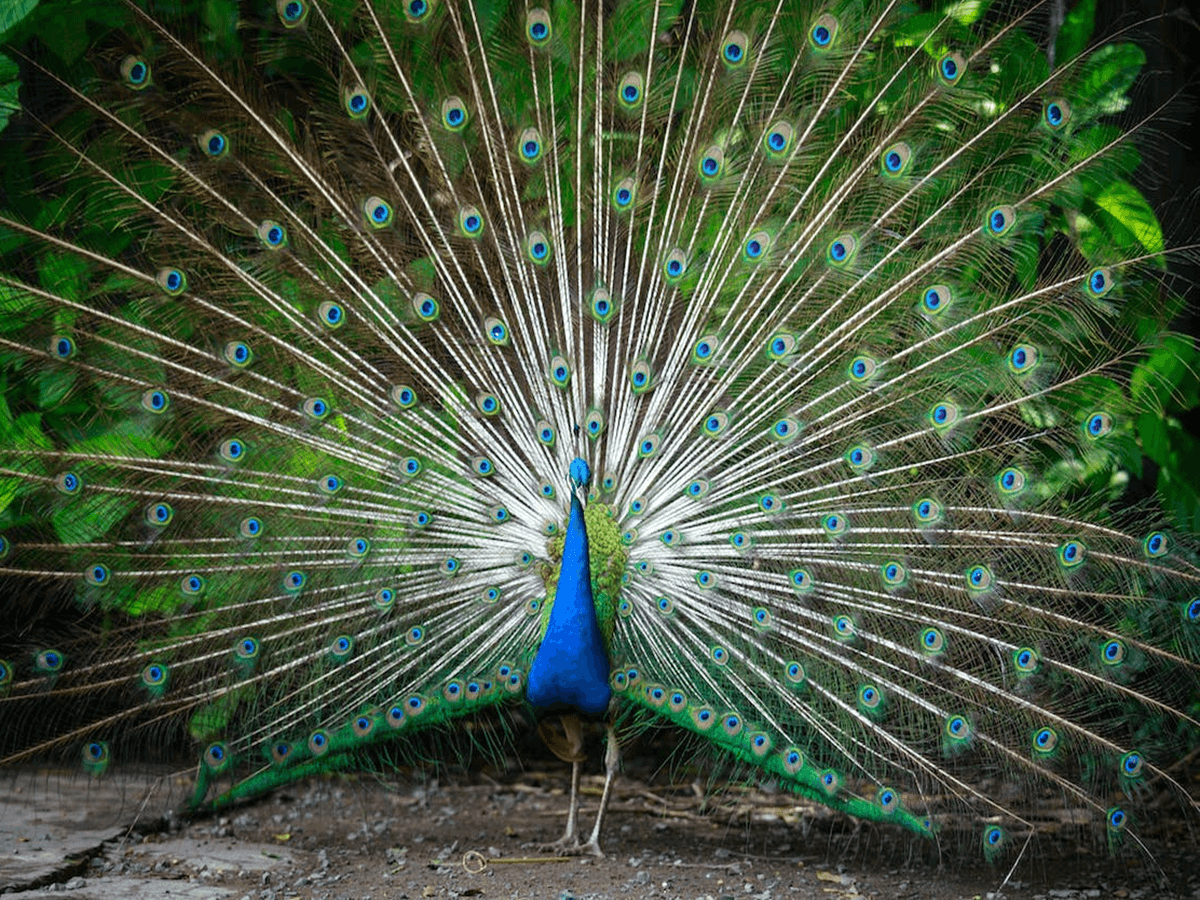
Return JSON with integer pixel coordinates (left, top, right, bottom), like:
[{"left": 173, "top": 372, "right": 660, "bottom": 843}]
[
  {"left": 120, "top": 56, "right": 151, "bottom": 89},
  {"left": 277, "top": 0, "right": 307, "bottom": 26},
  {"left": 721, "top": 30, "right": 748, "bottom": 67},
  {"left": 526, "top": 8, "right": 551, "bottom": 44},
  {"left": 198, "top": 129, "right": 228, "bottom": 157},
  {"left": 344, "top": 86, "right": 370, "bottom": 118},
  {"left": 612, "top": 178, "right": 636, "bottom": 209},
  {"left": 763, "top": 120, "right": 794, "bottom": 159},
  {"left": 937, "top": 52, "right": 966, "bottom": 85},
  {"left": 617, "top": 72, "right": 644, "bottom": 109},
  {"left": 881, "top": 142, "right": 912, "bottom": 176},
  {"left": 442, "top": 96, "right": 468, "bottom": 130}
]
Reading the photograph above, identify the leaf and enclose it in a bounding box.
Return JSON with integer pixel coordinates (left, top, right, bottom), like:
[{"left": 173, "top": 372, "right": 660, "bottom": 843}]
[
  {"left": 1055, "top": 0, "right": 1095, "bottom": 66},
  {"left": 1075, "top": 43, "right": 1144, "bottom": 117},
  {"left": 1094, "top": 181, "right": 1164, "bottom": 256},
  {"left": 0, "top": 0, "right": 41, "bottom": 36},
  {"left": 52, "top": 493, "right": 135, "bottom": 545}
]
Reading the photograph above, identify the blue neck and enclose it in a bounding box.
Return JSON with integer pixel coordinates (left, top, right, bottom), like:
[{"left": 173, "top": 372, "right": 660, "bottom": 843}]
[{"left": 525, "top": 493, "right": 613, "bottom": 717}]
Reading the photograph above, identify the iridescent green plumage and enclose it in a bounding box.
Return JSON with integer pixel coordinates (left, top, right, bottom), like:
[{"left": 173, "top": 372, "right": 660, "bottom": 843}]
[{"left": 0, "top": 0, "right": 1197, "bottom": 863}]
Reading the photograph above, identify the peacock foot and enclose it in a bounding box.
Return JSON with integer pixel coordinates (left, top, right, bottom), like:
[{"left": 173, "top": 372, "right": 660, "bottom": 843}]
[{"left": 539, "top": 836, "right": 605, "bottom": 859}]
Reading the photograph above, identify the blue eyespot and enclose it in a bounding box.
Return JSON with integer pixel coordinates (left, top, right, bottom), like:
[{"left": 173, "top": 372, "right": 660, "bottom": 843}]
[
  {"left": 145, "top": 502, "right": 174, "bottom": 526},
  {"left": 590, "top": 287, "right": 615, "bottom": 323},
  {"left": 912, "top": 498, "right": 942, "bottom": 525},
  {"left": 822, "top": 513, "right": 847, "bottom": 537},
  {"left": 219, "top": 438, "right": 245, "bottom": 462},
  {"left": 763, "top": 120, "right": 794, "bottom": 159},
  {"left": 1087, "top": 267, "right": 1114, "bottom": 298},
  {"left": 442, "top": 96, "right": 468, "bottom": 131},
  {"left": 826, "top": 233, "right": 856, "bottom": 266},
  {"left": 628, "top": 360, "right": 652, "bottom": 393},
  {"left": 1044, "top": 99, "right": 1070, "bottom": 129},
  {"left": 344, "top": 87, "right": 370, "bottom": 118},
  {"left": 809, "top": 15, "right": 837, "bottom": 48},
  {"left": 1185, "top": 597, "right": 1200, "bottom": 623},
  {"left": 199, "top": 129, "right": 228, "bottom": 158},
  {"left": 881, "top": 142, "right": 911, "bottom": 176},
  {"left": 945, "top": 716, "right": 971, "bottom": 741},
  {"left": 938, "top": 52, "right": 965, "bottom": 86},
  {"left": 1085, "top": 411, "right": 1113, "bottom": 439},
  {"left": 258, "top": 220, "right": 288, "bottom": 248},
  {"left": 56, "top": 471, "right": 81, "bottom": 494},
  {"left": 1008, "top": 344, "right": 1037, "bottom": 374},
  {"left": 1058, "top": 540, "right": 1085, "bottom": 569},
  {"left": 51, "top": 335, "right": 75, "bottom": 359},
  {"left": 527, "top": 230, "right": 551, "bottom": 263},
  {"left": 1101, "top": 639, "right": 1127, "bottom": 666},
  {"left": 698, "top": 146, "right": 724, "bottom": 180},
  {"left": 476, "top": 392, "right": 500, "bottom": 415},
  {"left": 613, "top": 179, "right": 635, "bottom": 208},
  {"left": 929, "top": 401, "right": 958, "bottom": 429},
  {"left": 517, "top": 127, "right": 543, "bottom": 163},
  {"left": 1120, "top": 751, "right": 1144, "bottom": 778},
  {"left": 1107, "top": 807, "right": 1127, "bottom": 832},
  {"left": 966, "top": 564, "right": 993, "bottom": 591},
  {"left": 790, "top": 569, "right": 814, "bottom": 593},
  {"left": 832, "top": 614, "right": 856, "bottom": 639},
  {"left": 120, "top": 56, "right": 150, "bottom": 90},
  {"left": 986, "top": 205, "right": 1016, "bottom": 236},
  {"left": 997, "top": 466, "right": 1026, "bottom": 495},
  {"left": 364, "top": 196, "right": 393, "bottom": 227},
  {"left": 618, "top": 72, "right": 644, "bottom": 109},
  {"left": 848, "top": 355, "right": 877, "bottom": 382},
  {"left": 459, "top": 207, "right": 483, "bottom": 236},
  {"left": 744, "top": 232, "right": 768, "bottom": 259},
  {"left": 413, "top": 292, "right": 440, "bottom": 322},
  {"left": 1032, "top": 726, "right": 1059, "bottom": 754},
  {"left": 722, "top": 31, "right": 748, "bottom": 66},
  {"left": 156, "top": 267, "right": 187, "bottom": 295},
  {"left": 527, "top": 9, "right": 551, "bottom": 43},
  {"left": 922, "top": 628, "right": 946, "bottom": 653},
  {"left": 204, "top": 742, "right": 230, "bottom": 771},
  {"left": 181, "top": 574, "right": 206, "bottom": 595},
  {"left": 278, "top": 0, "right": 307, "bottom": 26},
  {"left": 1143, "top": 531, "right": 1168, "bottom": 558}
]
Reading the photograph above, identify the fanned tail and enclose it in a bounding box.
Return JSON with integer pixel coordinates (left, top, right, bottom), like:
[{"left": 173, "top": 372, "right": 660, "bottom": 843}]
[{"left": 1, "top": 0, "right": 1197, "bottom": 858}]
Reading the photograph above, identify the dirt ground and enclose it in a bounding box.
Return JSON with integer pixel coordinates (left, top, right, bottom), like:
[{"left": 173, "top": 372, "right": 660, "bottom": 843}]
[{"left": 3, "top": 745, "right": 1197, "bottom": 900}]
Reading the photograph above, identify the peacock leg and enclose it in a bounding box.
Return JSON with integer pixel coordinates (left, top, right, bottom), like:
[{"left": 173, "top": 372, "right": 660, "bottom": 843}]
[
  {"left": 573, "top": 723, "right": 620, "bottom": 858},
  {"left": 536, "top": 714, "right": 614, "bottom": 857},
  {"left": 537, "top": 714, "right": 588, "bottom": 852}
]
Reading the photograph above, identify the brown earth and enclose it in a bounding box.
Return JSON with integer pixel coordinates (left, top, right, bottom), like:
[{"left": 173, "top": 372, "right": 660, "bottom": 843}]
[{"left": 4, "top": 742, "right": 1197, "bottom": 900}]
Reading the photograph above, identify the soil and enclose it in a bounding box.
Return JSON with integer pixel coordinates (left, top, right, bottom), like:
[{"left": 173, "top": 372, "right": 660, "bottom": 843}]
[{"left": 3, "top": 745, "right": 1197, "bottom": 900}]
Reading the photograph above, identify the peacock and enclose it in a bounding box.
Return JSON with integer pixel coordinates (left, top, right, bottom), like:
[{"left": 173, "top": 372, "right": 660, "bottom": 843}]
[{"left": 1, "top": 0, "right": 1198, "bottom": 866}]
